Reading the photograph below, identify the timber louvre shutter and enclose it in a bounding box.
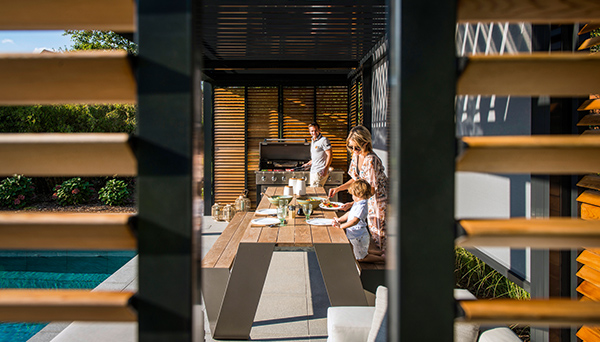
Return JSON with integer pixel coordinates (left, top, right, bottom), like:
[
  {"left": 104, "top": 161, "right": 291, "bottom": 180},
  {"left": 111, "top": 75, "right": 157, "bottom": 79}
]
[
  {"left": 213, "top": 87, "right": 246, "bottom": 204},
  {"left": 247, "top": 87, "right": 279, "bottom": 204}
]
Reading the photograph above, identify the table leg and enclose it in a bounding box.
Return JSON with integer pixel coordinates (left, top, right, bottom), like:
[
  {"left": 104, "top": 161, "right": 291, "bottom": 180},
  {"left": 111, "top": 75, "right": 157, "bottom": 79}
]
[
  {"left": 201, "top": 267, "right": 229, "bottom": 330},
  {"left": 314, "top": 243, "right": 368, "bottom": 306},
  {"left": 212, "top": 242, "right": 275, "bottom": 340}
]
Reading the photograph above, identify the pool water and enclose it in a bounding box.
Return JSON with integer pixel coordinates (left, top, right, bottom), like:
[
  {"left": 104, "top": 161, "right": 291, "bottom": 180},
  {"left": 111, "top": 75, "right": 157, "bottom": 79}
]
[{"left": 0, "top": 251, "right": 136, "bottom": 342}]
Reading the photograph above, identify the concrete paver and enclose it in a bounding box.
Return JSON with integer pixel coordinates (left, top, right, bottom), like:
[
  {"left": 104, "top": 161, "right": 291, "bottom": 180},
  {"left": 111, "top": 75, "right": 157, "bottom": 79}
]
[{"left": 28, "top": 217, "right": 333, "bottom": 342}]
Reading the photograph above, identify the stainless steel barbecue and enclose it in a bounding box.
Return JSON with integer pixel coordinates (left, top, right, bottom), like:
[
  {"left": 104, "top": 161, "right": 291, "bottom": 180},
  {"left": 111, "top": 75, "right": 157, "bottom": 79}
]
[{"left": 255, "top": 139, "right": 344, "bottom": 203}]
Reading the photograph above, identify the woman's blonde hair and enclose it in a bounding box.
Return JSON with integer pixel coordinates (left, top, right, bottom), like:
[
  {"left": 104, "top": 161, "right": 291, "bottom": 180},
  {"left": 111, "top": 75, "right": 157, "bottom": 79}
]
[
  {"left": 346, "top": 125, "right": 373, "bottom": 153},
  {"left": 348, "top": 179, "right": 373, "bottom": 199}
]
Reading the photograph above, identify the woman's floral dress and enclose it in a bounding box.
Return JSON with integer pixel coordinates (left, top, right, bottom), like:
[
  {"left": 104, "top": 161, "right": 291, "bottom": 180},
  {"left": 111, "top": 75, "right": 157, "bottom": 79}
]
[{"left": 348, "top": 152, "right": 388, "bottom": 254}]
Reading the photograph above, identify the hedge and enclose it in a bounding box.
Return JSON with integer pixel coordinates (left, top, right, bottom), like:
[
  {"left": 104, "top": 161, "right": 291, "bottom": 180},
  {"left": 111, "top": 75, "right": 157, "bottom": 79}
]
[{"left": 0, "top": 104, "right": 136, "bottom": 133}]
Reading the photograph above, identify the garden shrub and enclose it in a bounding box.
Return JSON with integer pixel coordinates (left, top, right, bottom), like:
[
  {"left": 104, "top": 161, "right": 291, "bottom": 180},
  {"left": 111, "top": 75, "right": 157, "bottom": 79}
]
[
  {"left": 0, "top": 104, "right": 136, "bottom": 133},
  {"left": 0, "top": 175, "right": 36, "bottom": 209},
  {"left": 53, "top": 178, "right": 95, "bottom": 206},
  {"left": 98, "top": 179, "right": 131, "bottom": 206}
]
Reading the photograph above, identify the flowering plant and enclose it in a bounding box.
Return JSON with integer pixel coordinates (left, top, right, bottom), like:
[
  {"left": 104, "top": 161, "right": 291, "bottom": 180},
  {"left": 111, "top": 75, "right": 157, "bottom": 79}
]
[
  {"left": 98, "top": 179, "right": 130, "bottom": 206},
  {"left": 0, "top": 175, "right": 36, "bottom": 209},
  {"left": 53, "top": 177, "right": 95, "bottom": 206}
]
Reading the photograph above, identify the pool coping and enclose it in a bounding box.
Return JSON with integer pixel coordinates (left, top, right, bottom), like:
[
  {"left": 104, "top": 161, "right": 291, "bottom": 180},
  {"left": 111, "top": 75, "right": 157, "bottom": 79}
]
[{"left": 26, "top": 255, "right": 138, "bottom": 342}]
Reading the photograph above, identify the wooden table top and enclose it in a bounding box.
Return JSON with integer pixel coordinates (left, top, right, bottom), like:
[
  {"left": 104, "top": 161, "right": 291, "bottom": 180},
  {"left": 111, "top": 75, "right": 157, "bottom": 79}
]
[{"left": 241, "top": 186, "right": 348, "bottom": 247}]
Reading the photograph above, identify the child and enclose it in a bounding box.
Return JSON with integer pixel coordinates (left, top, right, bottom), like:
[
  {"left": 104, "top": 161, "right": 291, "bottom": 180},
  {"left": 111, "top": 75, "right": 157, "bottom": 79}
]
[{"left": 332, "top": 179, "right": 380, "bottom": 262}]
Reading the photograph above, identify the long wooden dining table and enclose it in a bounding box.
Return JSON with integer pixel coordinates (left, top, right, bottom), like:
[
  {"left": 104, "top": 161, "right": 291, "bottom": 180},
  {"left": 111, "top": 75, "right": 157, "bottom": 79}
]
[{"left": 204, "top": 186, "right": 368, "bottom": 340}]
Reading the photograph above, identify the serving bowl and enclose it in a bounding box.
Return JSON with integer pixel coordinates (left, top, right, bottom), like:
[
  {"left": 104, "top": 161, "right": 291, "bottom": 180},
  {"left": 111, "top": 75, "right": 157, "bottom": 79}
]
[
  {"left": 267, "top": 195, "right": 293, "bottom": 206},
  {"left": 296, "top": 196, "right": 325, "bottom": 208}
]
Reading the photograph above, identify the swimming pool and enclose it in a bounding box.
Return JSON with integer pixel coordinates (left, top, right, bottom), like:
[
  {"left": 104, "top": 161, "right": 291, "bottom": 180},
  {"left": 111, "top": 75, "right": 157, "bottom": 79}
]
[{"left": 0, "top": 250, "right": 136, "bottom": 342}]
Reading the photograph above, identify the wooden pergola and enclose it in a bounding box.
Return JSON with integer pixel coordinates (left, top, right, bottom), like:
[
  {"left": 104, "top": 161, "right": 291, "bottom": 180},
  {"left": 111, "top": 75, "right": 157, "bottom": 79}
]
[{"left": 1, "top": 1, "right": 600, "bottom": 341}]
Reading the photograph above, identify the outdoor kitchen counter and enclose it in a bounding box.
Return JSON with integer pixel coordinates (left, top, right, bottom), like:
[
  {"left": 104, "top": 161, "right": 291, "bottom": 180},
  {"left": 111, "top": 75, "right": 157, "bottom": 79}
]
[{"left": 207, "top": 186, "right": 368, "bottom": 340}]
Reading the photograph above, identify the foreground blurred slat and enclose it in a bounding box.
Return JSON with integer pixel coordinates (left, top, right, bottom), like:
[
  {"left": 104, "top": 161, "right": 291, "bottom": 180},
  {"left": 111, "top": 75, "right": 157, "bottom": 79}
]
[
  {"left": 578, "top": 99, "right": 600, "bottom": 111},
  {"left": 0, "top": 0, "right": 135, "bottom": 31},
  {"left": 458, "top": 299, "right": 600, "bottom": 326},
  {"left": 458, "top": 0, "right": 600, "bottom": 23},
  {"left": 0, "top": 51, "right": 136, "bottom": 105},
  {"left": 457, "top": 53, "right": 600, "bottom": 96},
  {"left": 0, "top": 133, "right": 137, "bottom": 176},
  {"left": 456, "top": 218, "right": 600, "bottom": 248},
  {"left": 0, "top": 289, "right": 136, "bottom": 322},
  {"left": 0, "top": 213, "right": 136, "bottom": 250},
  {"left": 457, "top": 135, "right": 600, "bottom": 174}
]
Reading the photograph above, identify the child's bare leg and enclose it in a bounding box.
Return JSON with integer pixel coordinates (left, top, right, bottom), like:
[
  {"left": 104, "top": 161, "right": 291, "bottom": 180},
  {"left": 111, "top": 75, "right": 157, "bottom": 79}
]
[{"left": 359, "top": 253, "right": 385, "bottom": 264}]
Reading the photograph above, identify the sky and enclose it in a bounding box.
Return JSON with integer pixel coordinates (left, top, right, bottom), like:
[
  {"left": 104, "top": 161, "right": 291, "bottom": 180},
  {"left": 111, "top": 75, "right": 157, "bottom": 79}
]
[{"left": 0, "top": 30, "right": 73, "bottom": 53}]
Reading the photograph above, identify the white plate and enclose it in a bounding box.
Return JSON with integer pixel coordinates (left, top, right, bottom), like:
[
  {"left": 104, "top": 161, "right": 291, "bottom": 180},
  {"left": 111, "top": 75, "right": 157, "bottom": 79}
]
[
  {"left": 319, "top": 202, "right": 344, "bottom": 210},
  {"left": 255, "top": 208, "right": 278, "bottom": 216},
  {"left": 306, "top": 218, "right": 334, "bottom": 226},
  {"left": 251, "top": 217, "right": 280, "bottom": 226}
]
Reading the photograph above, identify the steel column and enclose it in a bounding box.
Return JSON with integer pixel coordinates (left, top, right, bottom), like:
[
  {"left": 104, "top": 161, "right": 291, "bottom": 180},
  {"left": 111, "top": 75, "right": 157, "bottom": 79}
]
[
  {"left": 388, "top": 0, "right": 457, "bottom": 341},
  {"left": 137, "top": 0, "right": 198, "bottom": 340}
]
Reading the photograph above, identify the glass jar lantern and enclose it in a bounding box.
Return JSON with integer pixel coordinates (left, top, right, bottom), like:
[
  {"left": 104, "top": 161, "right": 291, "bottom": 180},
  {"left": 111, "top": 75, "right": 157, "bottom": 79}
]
[
  {"left": 211, "top": 202, "right": 224, "bottom": 221},
  {"left": 222, "top": 204, "right": 236, "bottom": 222},
  {"left": 235, "top": 189, "right": 252, "bottom": 212}
]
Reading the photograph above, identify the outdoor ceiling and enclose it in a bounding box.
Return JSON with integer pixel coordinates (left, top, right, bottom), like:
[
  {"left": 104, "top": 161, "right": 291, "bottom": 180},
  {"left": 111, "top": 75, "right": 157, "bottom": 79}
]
[{"left": 200, "top": 0, "right": 388, "bottom": 83}]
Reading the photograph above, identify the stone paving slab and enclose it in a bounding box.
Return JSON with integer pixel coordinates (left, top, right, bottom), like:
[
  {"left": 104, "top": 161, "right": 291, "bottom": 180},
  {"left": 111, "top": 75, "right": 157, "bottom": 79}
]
[{"left": 29, "top": 217, "right": 331, "bottom": 342}]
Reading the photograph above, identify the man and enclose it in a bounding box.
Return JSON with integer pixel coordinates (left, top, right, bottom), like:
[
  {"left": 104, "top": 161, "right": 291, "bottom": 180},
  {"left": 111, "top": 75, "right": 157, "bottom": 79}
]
[{"left": 302, "top": 122, "right": 333, "bottom": 187}]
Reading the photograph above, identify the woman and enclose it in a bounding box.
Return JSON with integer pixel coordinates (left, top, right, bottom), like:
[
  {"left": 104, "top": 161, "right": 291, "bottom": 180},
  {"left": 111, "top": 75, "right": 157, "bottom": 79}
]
[{"left": 328, "top": 125, "right": 388, "bottom": 262}]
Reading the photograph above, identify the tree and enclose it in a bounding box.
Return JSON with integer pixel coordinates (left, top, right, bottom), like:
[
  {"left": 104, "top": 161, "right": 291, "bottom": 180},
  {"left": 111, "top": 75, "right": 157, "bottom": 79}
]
[{"left": 63, "top": 30, "right": 138, "bottom": 54}]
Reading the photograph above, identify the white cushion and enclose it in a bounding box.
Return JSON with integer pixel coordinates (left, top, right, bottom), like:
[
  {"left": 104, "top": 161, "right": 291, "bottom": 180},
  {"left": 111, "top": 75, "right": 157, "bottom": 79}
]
[
  {"left": 327, "top": 306, "right": 375, "bottom": 342},
  {"left": 478, "top": 327, "right": 522, "bottom": 342},
  {"left": 367, "top": 286, "right": 388, "bottom": 342}
]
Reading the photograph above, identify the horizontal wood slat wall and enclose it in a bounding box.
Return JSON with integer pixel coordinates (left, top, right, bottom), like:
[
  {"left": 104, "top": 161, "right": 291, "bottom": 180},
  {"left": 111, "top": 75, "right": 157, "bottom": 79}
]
[
  {"left": 283, "top": 87, "right": 315, "bottom": 140},
  {"left": 214, "top": 87, "right": 246, "bottom": 205},
  {"left": 247, "top": 87, "right": 279, "bottom": 204},
  {"left": 0, "top": 289, "right": 136, "bottom": 322},
  {"left": 317, "top": 86, "right": 350, "bottom": 171},
  {"left": 0, "top": 133, "right": 136, "bottom": 176},
  {"left": 213, "top": 86, "right": 350, "bottom": 208},
  {"left": 0, "top": 51, "right": 136, "bottom": 105},
  {"left": 0, "top": 0, "right": 135, "bottom": 31}
]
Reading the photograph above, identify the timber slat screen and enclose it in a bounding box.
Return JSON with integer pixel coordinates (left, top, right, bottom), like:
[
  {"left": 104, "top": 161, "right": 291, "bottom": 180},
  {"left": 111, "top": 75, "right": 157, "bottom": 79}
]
[
  {"left": 214, "top": 87, "right": 247, "bottom": 204},
  {"left": 576, "top": 33, "right": 600, "bottom": 342},
  {"left": 0, "top": 0, "right": 139, "bottom": 327},
  {"left": 213, "top": 85, "right": 350, "bottom": 207},
  {"left": 443, "top": 0, "right": 600, "bottom": 339}
]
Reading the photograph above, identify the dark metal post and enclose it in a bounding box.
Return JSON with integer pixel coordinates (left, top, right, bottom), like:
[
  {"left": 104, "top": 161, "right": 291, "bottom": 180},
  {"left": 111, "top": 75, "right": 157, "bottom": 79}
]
[
  {"left": 204, "top": 81, "right": 214, "bottom": 213},
  {"left": 137, "top": 0, "right": 197, "bottom": 340},
  {"left": 388, "top": 0, "right": 456, "bottom": 340}
]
